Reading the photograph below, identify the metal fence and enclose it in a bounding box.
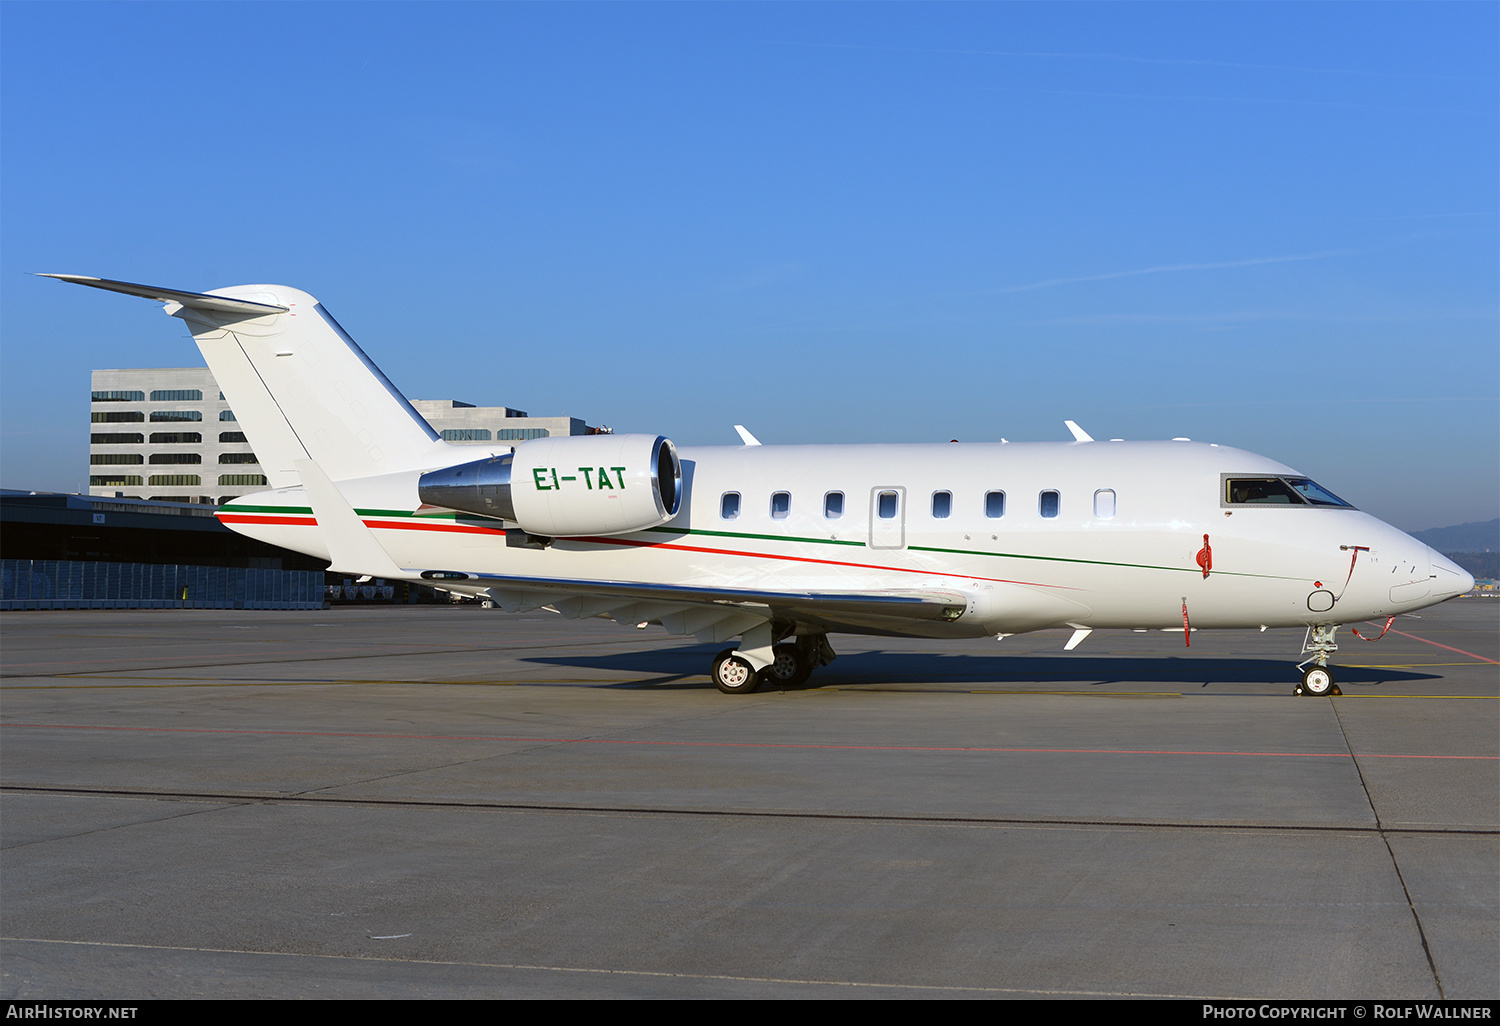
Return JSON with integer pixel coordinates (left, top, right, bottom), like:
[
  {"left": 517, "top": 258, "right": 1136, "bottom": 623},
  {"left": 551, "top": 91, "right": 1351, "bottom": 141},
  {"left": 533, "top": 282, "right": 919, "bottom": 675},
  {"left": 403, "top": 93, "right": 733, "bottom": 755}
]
[{"left": 0, "top": 560, "right": 324, "bottom": 610}]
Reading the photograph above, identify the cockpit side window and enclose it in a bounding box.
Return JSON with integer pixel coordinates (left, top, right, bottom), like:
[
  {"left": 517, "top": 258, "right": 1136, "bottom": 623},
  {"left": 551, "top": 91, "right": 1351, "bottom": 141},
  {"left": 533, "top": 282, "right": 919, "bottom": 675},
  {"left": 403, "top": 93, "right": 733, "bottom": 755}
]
[
  {"left": 1224, "top": 476, "right": 1355, "bottom": 509},
  {"left": 1227, "top": 478, "right": 1303, "bottom": 504}
]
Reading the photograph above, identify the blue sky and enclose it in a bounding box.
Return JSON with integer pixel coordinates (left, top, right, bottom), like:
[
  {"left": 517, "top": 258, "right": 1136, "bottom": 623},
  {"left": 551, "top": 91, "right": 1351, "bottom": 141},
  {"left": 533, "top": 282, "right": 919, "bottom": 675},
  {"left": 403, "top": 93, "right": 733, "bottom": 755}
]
[{"left": 2, "top": 2, "right": 1495, "bottom": 531}]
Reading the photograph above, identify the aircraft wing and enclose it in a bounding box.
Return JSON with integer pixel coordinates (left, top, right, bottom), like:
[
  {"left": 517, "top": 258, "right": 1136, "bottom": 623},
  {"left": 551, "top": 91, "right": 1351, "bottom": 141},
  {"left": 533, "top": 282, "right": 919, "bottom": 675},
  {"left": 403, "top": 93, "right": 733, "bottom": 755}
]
[{"left": 454, "top": 571, "right": 971, "bottom": 642}]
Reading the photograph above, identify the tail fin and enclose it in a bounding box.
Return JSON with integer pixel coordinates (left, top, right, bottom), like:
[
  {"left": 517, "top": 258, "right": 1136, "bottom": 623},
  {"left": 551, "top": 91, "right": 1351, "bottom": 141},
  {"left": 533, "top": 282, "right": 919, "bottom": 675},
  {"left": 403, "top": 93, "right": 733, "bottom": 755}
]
[{"left": 42, "top": 274, "right": 448, "bottom": 484}]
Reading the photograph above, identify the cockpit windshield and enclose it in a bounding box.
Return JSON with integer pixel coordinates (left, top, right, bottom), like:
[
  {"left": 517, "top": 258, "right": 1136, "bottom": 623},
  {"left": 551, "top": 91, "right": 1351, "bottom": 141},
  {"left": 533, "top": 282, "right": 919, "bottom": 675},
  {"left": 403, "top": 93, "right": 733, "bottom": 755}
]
[
  {"left": 1225, "top": 477, "right": 1355, "bottom": 509},
  {"left": 1284, "top": 478, "right": 1354, "bottom": 507}
]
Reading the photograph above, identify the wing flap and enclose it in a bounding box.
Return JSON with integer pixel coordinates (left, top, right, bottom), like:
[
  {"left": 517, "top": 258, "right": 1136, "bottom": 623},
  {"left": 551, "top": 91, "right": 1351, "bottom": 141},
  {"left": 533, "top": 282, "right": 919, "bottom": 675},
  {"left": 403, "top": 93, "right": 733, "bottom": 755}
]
[{"left": 462, "top": 571, "right": 969, "bottom": 636}]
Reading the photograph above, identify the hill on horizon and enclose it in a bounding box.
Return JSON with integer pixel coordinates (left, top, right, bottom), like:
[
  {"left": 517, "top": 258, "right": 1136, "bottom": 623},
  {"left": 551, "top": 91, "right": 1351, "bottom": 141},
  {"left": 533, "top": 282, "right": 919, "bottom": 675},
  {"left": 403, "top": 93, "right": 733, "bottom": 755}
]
[{"left": 1410, "top": 519, "right": 1499, "bottom": 553}]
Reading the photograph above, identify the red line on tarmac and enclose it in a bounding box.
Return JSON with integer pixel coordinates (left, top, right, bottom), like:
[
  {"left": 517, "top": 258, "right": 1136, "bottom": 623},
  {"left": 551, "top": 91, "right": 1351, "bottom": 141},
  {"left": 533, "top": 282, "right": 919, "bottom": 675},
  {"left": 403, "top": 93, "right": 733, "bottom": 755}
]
[
  {"left": 4, "top": 722, "right": 1495, "bottom": 760},
  {"left": 1374, "top": 624, "right": 1498, "bottom": 664}
]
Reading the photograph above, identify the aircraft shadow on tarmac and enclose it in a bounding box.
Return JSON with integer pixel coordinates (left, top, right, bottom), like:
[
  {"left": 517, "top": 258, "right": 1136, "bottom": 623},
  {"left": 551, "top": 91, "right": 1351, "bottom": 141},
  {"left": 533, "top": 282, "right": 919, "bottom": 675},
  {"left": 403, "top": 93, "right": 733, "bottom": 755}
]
[{"left": 525, "top": 647, "right": 1443, "bottom": 692}]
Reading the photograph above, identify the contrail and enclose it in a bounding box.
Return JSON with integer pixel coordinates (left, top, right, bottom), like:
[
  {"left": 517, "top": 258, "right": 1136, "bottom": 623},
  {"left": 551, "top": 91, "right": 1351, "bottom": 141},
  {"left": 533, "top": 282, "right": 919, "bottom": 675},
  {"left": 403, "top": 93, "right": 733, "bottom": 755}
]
[{"left": 987, "top": 250, "right": 1354, "bottom": 296}]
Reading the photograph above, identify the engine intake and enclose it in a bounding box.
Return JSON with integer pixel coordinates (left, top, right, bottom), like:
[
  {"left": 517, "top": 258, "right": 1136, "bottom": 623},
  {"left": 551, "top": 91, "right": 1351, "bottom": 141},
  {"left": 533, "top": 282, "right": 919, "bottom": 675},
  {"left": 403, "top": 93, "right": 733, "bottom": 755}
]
[{"left": 418, "top": 434, "right": 682, "bottom": 537}]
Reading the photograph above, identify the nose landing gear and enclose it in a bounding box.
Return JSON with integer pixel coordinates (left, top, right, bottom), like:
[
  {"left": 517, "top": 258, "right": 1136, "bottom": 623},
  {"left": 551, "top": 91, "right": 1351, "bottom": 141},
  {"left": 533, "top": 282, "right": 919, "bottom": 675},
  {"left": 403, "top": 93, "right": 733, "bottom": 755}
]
[{"left": 1295, "top": 624, "right": 1342, "bottom": 696}]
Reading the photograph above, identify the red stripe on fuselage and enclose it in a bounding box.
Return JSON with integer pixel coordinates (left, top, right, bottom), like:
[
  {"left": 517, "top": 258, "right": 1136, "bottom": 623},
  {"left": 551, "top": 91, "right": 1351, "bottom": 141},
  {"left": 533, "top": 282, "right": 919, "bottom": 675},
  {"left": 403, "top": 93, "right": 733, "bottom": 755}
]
[
  {"left": 361, "top": 519, "right": 505, "bottom": 536},
  {"left": 573, "top": 535, "right": 1072, "bottom": 590},
  {"left": 218, "top": 513, "right": 1068, "bottom": 589},
  {"left": 218, "top": 514, "right": 317, "bottom": 527}
]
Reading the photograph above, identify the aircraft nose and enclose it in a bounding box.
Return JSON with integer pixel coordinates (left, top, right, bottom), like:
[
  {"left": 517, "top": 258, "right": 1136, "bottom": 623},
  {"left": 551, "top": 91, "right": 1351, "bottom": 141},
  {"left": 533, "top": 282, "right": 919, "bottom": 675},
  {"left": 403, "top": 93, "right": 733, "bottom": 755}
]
[{"left": 1429, "top": 547, "right": 1475, "bottom": 599}]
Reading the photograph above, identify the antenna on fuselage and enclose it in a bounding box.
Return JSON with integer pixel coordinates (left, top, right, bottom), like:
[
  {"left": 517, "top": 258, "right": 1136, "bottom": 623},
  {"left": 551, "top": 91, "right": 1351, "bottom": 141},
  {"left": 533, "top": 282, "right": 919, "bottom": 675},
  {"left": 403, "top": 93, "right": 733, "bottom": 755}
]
[{"left": 1064, "top": 420, "right": 1094, "bottom": 442}]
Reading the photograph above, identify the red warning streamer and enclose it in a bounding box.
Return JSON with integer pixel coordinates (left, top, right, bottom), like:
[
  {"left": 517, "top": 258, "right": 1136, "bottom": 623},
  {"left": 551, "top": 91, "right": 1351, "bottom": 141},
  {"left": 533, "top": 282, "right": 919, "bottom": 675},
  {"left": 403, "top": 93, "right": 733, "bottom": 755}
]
[
  {"left": 1352, "top": 616, "right": 1396, "bottom": 642},
  {"left": 1196, "top": 535, "right": 1212, "bottom": 579},
  {"left": 1335, "top": 545, "right": 1370, "bottom": 600},
  {"left": 1181, "top": 599, "right": 1191, "bottom": 648}
]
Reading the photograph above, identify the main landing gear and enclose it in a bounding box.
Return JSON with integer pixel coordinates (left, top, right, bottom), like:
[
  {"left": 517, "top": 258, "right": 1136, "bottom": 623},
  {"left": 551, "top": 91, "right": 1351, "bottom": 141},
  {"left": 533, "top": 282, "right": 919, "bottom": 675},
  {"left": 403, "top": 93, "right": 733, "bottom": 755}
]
[
  {"left": 1294, "top": 624, "right": 1342, "bottom": 696},
  {"left": 711, "top": 633, "right": 833, "bottom": 695}
]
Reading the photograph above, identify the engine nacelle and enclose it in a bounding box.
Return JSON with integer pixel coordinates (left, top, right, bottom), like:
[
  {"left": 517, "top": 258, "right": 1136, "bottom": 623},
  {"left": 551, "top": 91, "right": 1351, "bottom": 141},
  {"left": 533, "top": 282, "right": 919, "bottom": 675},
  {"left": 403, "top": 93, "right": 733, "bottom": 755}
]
[{"left": 418, "top": 434, "right": 682, "bottom": 537}]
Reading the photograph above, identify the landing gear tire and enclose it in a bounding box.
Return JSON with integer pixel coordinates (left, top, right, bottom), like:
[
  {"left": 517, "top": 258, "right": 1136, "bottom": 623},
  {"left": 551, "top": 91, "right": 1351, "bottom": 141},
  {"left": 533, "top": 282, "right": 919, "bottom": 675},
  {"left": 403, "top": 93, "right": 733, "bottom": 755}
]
[
  {"left": 762, "top": 643, "right": 813, "bottom": 689},
  {"left": 1299, "top": 666, "right": 1336, "bottom": 696},
  {"left": 712, "top": 648, "right": 762, "bottom": 695}
]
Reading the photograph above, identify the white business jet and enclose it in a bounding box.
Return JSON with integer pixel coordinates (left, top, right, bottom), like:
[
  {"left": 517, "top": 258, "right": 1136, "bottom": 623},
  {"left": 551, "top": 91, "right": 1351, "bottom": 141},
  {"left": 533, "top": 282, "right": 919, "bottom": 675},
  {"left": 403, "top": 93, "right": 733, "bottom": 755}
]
[{"left": 44, "top": 275, "right": 1474, "bottom": 696}]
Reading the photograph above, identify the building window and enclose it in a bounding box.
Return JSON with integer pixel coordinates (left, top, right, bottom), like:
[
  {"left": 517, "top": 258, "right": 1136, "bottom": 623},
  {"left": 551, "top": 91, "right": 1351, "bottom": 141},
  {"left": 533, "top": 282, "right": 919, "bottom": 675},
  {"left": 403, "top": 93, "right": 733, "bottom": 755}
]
[
  {"left": 931, "top": 491, "right": 952, "bottom": 519},
  {"left": 1039, "top": 490, "right": 1060, "bottom": 518},
  {"left": 91, "top": 390, "right": 144, "bottom": 402},
  {"left": 218, "top": 431, "right": 247, "bottom": 443},
  {"left": 218, "top": 474, "right": 268, "bottom": 487},
  {"left": 824, "top": 491, "right": 844, "bottom": 519},
  {"left": 149, "top": 453, "right": 201, "bottom": 465},
  {"left": 219, "top": 453, "right": 259, "bottom": 464},
  {"left": 219, "top": 410, "right": 237, "bottom": 421},
  {"left": 721, "top": 492, "right": 741, "bottom": 520},
  {"left": 441, "top": 428, "right": 492, "bottom": 441},
  {"left": 90, "top": 454, "right": 143, "bottom": 465},
  {"left": 92, "top": 411, "right": 144, "bottom": 423},
  {"left": 90, "top": 475, "right": 143, "bottom": 486},
  {"left": 150, "top": 432, "right": 201, "bottom": 444},
  {"left": 496, "top": 428, "right": 548, "bottom": 440},
  {"left": 149, "top": 474, "right": 201, "bottom": 486},
  {"left": 1094, "top": 489, "right": 1116, "bottom": 519},
  {"left": 984, "top": 491, "right": 1006, "bottom": 518},
  {"left": 877, "top": 491, "right": 899, "bottom": 519},
  {"left": 149, "top": 389, "right": 203, "bottom": 401},
  {"left": 151, "top": 410, "right": 202, "bottom": 422},
  {"left": 770, "top": 491, "right": 790, "bottom": 520},
  {"left": 91, "top": 433, "right": 143, "bottom": 445}
]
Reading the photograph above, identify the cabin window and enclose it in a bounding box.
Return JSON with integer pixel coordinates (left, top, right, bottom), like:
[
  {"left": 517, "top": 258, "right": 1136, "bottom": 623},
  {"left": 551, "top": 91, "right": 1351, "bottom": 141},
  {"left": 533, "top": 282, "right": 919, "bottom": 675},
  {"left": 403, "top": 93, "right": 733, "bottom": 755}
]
[
  {"left": 721, "top": 492, "right": 741, "bottom": 520},
  {"left": 824, "top": 491, "right": 844, "bottom": 519},
  {"left": 984, "top": 491, "right": 1005, "bottom": 518},
  {"left": 877, "top": 491, "right": 899, "bottom": 519},
  {"left": 770, "top": 491, "right": 790, "bottom": 520},
  {"left": 931, "top": 491, "right": 952, "bottom": 519},
  {"left": 1039, "top": 490, "right": 1060, "bottom": 518},
  {"left": 1094, "top": 489, "right": 1116, "bottom": 519}
]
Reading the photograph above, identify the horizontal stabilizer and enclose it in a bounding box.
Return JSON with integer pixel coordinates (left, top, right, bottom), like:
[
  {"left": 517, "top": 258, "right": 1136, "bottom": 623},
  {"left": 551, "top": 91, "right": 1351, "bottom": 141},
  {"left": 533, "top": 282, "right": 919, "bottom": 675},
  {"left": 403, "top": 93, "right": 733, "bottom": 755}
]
[{"left": 37, "top": 274, "right": 288, "bottom": 316}]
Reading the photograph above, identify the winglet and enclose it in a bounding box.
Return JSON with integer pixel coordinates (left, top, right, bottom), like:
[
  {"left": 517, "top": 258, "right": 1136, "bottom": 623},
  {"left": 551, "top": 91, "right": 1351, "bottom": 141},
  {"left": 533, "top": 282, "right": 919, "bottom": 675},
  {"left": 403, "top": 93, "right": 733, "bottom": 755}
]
[
  {"left": 1063, "top": 626, "right": 1092, "bottom": 651},
  {"left": 36, "top": 273, "right": 288, "bottom": 316},
  {"left": 294, "top": 459, "right": 405, "bottom": 577},
  {"left": 1064, "top": 420, "right": 1093, "bottom": 443},
  {"left": 733, "top": 425, "right": 762, "bottom": 446}
]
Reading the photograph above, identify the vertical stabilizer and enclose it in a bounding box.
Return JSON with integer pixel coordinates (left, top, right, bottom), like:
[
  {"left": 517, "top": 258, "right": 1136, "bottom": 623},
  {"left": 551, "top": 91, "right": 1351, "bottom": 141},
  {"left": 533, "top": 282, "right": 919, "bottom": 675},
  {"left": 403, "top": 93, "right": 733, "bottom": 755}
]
[
  {"left": 41, "top": 275, "right": 449, "bottom": 484},
  {"left": 178, "top": 284, "right": 446, "bottom": 483}
]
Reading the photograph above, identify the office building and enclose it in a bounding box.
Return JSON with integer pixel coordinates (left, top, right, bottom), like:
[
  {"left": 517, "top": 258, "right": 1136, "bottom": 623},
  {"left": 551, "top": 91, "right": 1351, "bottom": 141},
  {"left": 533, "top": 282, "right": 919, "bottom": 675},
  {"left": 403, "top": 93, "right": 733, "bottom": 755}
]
[{"left": 91, "top": 369, "right": 604, "bottom": 504}]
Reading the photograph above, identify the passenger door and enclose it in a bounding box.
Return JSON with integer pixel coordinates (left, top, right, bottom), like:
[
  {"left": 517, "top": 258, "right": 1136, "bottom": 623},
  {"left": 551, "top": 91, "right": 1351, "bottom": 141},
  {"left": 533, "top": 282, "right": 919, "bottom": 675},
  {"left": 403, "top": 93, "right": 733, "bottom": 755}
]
[{"left": 868, "top": 486, "right": 906, "bottom": 550}]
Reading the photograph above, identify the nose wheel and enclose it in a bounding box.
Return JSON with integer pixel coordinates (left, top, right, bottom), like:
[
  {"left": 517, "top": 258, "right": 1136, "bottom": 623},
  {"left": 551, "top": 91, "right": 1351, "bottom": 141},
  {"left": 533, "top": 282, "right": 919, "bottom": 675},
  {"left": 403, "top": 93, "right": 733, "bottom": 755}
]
[{"left": 1296, "top": 665, "right": 1340, "bottom": 696}]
